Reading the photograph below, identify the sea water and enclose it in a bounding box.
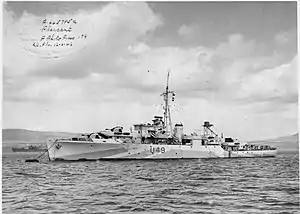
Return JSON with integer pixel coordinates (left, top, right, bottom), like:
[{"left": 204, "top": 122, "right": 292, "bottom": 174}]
[{"left": 2, "top": 152, "right": 299, "bottom": 214}]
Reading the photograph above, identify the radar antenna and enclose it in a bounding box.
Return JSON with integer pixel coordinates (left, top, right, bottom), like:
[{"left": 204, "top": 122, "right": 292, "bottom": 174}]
[{"left": 202, "top": 121, "right": 218, "bottom": 137}]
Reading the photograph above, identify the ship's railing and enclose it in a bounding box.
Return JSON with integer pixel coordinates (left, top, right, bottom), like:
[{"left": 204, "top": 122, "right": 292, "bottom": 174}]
[{"left": 221, "top": 144, "right": 277, "bottom": 151}]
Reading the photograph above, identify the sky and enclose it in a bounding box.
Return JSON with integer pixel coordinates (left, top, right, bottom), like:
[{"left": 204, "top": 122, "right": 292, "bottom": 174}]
[{"left": 3, "top": 1, "right": 298, "bottom": 141}]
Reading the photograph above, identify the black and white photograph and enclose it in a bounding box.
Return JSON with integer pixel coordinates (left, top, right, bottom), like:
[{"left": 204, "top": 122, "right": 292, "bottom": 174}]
[{"left": 2, "top": 1, "right": 299, "bottom": 213}]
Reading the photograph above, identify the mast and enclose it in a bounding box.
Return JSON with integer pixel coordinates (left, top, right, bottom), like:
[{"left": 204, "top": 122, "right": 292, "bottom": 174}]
[{"left": 161, "top": 70, "right": 174, "bottom": 136}]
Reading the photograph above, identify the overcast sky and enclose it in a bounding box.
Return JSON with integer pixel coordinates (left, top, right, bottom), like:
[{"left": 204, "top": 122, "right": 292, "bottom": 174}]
[{"left": 3, "top": 1, "right": 298, "bottom": 141}]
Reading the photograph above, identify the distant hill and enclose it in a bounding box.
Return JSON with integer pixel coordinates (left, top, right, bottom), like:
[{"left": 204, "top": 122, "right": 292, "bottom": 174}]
[
  {"left": 2, "top": 129, "right": 299, "bottom": 154},
  {"left": 250, "top": 133, "right": 299, "bottom": 153},
  {"left": 2, "top": 129, "right": 79, "bottom": 144}
]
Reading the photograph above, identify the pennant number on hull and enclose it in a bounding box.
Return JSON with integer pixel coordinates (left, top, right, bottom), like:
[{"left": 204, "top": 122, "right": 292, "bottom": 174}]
[{"left": 150, "top": 146, "right": 166, "bottom": 154}]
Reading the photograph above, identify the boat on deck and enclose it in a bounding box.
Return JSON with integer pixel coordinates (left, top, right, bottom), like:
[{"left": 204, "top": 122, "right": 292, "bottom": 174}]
[{"left": 46, "top": 71, "right": 277, "bottom": 161}]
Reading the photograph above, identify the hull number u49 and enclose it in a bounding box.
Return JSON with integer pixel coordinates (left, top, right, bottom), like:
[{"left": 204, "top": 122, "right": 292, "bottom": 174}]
[{"left": 150, "top": 146, "right": 165, "bottom": 154}]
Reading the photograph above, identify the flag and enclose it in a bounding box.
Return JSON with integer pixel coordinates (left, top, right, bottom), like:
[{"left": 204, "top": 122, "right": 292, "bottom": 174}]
[{"left": 172, "top": 92, "right": 175, "bottom": 101}]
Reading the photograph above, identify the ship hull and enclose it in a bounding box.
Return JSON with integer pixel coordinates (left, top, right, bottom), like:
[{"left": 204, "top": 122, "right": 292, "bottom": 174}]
[{"left": 46, "top": 141, "right": 277, "bottom": 161}]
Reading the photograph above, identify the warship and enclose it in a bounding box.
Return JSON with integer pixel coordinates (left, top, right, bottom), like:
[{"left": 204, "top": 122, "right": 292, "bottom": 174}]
[
  {"left": 12, "top": 144, "right": 47, "bottom": 153},
  {"left": 46, "top": 71, "right": 277, "bottom": 161}
]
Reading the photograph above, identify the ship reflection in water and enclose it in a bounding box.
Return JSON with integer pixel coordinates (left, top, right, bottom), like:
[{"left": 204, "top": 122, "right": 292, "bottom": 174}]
[{"left": 45, "top": 71, "right": 277, "bottom": 161}]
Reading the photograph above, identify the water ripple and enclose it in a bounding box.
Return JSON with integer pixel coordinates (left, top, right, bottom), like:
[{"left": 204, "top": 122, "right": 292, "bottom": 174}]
[{"left": 2, "top": 153, "right": 299, "bottom": 213}]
